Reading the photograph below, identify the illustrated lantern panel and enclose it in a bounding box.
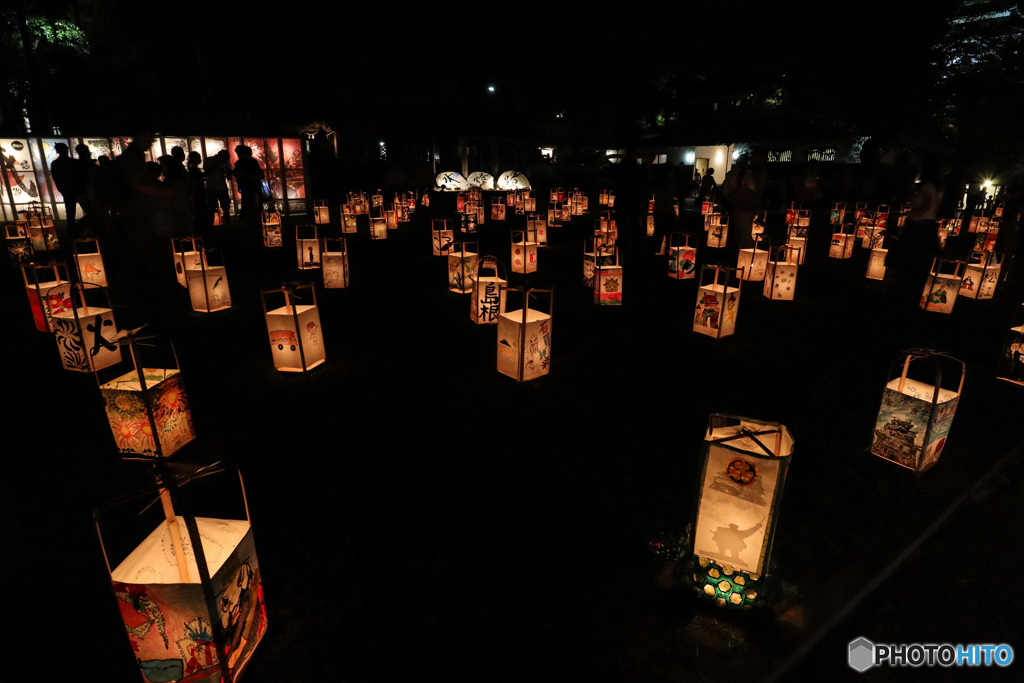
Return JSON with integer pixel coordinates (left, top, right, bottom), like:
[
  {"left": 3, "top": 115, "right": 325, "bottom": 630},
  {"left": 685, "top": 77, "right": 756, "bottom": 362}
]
[
  {"left": 694, "top": 267, "right": 741, "bottom": 339},
  {"left": 736, "top": 249, "right": 768, "bottom": 282},
  {"left": 173, "top": 242, "right": 203, "bottom": 288},
  {"left": 706, "top": 215, "right": 728, "bottom": 248},
  {"left": 314, "top": 202, "right": 329, "bottom": 224},
  {"left": 448, "top": 246, "right": 478, "bottom": 293},
  {"left": 866, "top": 248, "right": 888, "bottom": 281},
  {"left": 646, "top": 214, "right": 655, "bottom": 237},
  {"left": 693, "top": 416, "right": 793, "bottom": 576},
  {"left": 668, "top": 246, "right": 696, "bottom": 279},
  {"left": 370, "top": 216, "right": 387, "bottom": 240},
  {"left": 432, "top": 222, "right": 454, "bottom": 255},
  {"left": 23, "top": 262, "right": 70, "bottom": 332},
  {"left": 262, "top": 211, "right": 282, "bottom": 248},
  {"left": 264, "top": 301, "right": 325, "bottom": 372},
  {"left": 472, "top": 261, "right": 505, "bottom": 325},
  {"left": 323, "top": 241, "right": 350, "bottom": 289},
  {"left": 186, "top": 265, "right": 231, "bottom": 312},
  {"left": 74, "top": 240, "right": 108, "bottom": 287},
  {"left": 762, "top": 262, "right": 797, "bottom": 300},
  {"left": 511, "top": 235, "right": 537, "bottom": 274},
  {"left": 920, "top": 260, "right": 964, "bottom": 314},
  {"left": 595, "top": 257, "right": 623, "bottom": 305},
  {"left": 497, "top": 292, "right": 552, "bottom": 382},
  {"left": 828, "top": 232, "right": 855, "bottom": 259},
  {"left": 959, "top": 253, "right": 1001, "bottom": 300},
  {"left": 296, "top": 228, "right": 321, "bottom": 269},
  {"left": 342, "top": 207, "right": 357, "bottom": 233},
  {"left": 50, "top": 284, "right": 121, "bottom": 372},
  {"left": 100, "top": 369, "right": 196, "bottom": 457}
]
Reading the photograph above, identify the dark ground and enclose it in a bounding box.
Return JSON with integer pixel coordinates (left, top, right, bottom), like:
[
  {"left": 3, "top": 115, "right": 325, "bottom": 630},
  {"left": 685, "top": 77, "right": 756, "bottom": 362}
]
[{"left": 4, "top": 194, "right": 1023, "bottom": 682}]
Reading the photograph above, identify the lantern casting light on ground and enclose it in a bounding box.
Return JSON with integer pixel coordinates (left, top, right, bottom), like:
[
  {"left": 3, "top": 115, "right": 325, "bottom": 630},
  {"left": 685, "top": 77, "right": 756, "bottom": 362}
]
[{"left": 261, "top": 284, "right": 325, "bottom": 372}]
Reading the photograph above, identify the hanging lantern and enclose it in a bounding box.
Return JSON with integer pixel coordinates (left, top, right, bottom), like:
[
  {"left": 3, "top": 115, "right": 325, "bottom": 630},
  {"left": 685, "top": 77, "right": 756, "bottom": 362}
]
[
  {"left": 920, "top": 258, "right": 965, "bottom": 314},
  {"left": 261, "top": 209, "right": 282, "bottom": 248},
  {"left": 830, "top": 202, "right": 846, "bottom": 226},
  {"left": 959, "top": 251, "right": 1001, "bottom": 300},
  {"left": 692, "top": 414, "right": 793, "bottom": 580},
  {"left": 511, "top": 230, "right": 538, "bottom": 275},
  {"left": 594, "top": 244, "right": 622, "bottom": 305},
  {"left": 828, "top": 225, "right": 855, "bottom": 259},
  {"left": 432, "top": 219, "right": 454, "bottom": 255},
  {"left": 866, "top": 246, "right": 888, "bottom": 281},
  {"left": 186, "top": 248, "right": 232, "bottom": 313},
  {"left": 706, "top": 213, "right": 729, "bottom": 249},
  {"left": 296, "top": 225, "right": 321, "bottom": 270},
  {"left": 527, "top": 214, "right": 547, "bottom": 246},
  {"left": 370, "top": 210, "right": 387, "bottom": 240},
  {"left": 6, "top": 221, "right": 32, "bottom": 264},
  {"left": 737, "top": 240, "right": 769, "bottom": 282},
  {"left": 448, "top": 242, "right": 478, "bottom": 293},
  {"left": 322, "top": 237, "right": 350, "bottom": 289},
  {"left": 471, "top": 256, "right": 506, "bottom": 324},
  {"left": 261, "top": 284, "right": 325, "bottom": 372},
  {"left": 172, "top": 238, "right": 205, "bottom": 288},
  {"left": 341, "top": 204, "right": 358, "bottom": 233},
  {"left": 762, "top": 245, "right": 799, "bottom": 300},
  {"left": 668, "top": 233, "right": 697, "bottom": 280},
  {"left": 694, "top": 265, "right": 741, "bottom": 339},
  {"left": 98, "top": 332, "right": 196, "bottom": 458},
  {"left": 49, "top": 282, "right": 122, "bottom": 372},
  {"left": 997, "top": 303, "right": 1024, "bottom": 386},
  {"left": 313, "top": 200, "right": 329, "bottom": 224},
  {"left": 96, "top": 463, "right": 268, "bottom": 683},
  {"left": 72, "top": 238, "right": 109, "bottom": 287},
  {"left": 23, "top": 261, "right": 70, "bottom": 332},
  {"left": 496, "top": 286, "right": 553, "bottom": 382},
  {"left": 870, "top": 349, "right": 964, "bottom": 473}
]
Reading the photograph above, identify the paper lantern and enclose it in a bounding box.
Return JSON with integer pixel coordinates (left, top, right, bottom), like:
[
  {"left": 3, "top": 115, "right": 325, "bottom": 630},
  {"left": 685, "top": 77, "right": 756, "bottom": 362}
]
[
  {"left": 594, "top": 245, "right": 622, "bottom": 305},
  {"left": 98, "top": 332, "right": 196, "bottom": 458},
  {"left": 212, "top": 208, "right": 224, "bottom": 227},
  {"left": 6, "top": 221, "right": 32, "bottom": 264},
  {"left": 871, "top": 350, "right": 964, "bottom": 473},
  {"left": 261, "top": 210, "right": 282, "bottom": 248},
  {"left": 467, "top": 171, "right": 495, "bottom": 189},
  {"left": 762, "top": 245, "right": 799, "bottom": 300},
  {"left": 23, "top": 261, "right": 70, "bottom": 332},
  {"left": 527, "top": 214, "right": 547, "bottom": 246},
  {"left": 694, "top": 265, "right": 741, "bottom": 339},
  {"left": 49, "top": 282, "right": 121, "bottom": 372},
  {"left": 646, "top": 214, "right": 655, "bottom": 237},
  {"left": 491, "top": 198, "right": 506, "bottom": 221},
  {"left": 496, "top": 286, "right": 552, "bottom": 381},
  {"left": 96, "top": 464, "right": 267, "bottom": 683},
  {"left": 422, "top": 191, "right": 430, "bottom": 207},
  {"left": 72, "top": 238, "right": 109, "bottom": 287},
  {"left": 692, "top": 414, "right": 793, "bottom": 578},
  {"left": 172, "top": 238, "right": 205, "bottom": 288},
  {"left": 920, "top": 258, "right": 964, "bottom": 314},
  {"left": 853, "top": 202, "right": 868, "bottom": 225},
  {"left": 296, "top": 225, "right": 321, "bottom": 270},
  {"left": 667, "top": 233, "right": 697, "bottom": 280},
  {"left": 371, "top": 190, "right": 383, "bottom": 208},
  {"left": 341, "top": 204, "right": 358, "bottom": 233},
  {"left": 524, "top": 194, "right": 536, "bottom": 212},
  {"left": 496, "top": 171, "right": 530, "bottom": 190},
  {"left": 436, "top": 171, "right": 471, "bottom": 191},
  {"left": 828, "top": 227, "right": 855, "bottom": 259},
  {"left": 471, "top": 257, "right": 506, "bottom": 324},
  {"left": 322, "top": 237, "right": 350, "bottom": 289},
  {"left": 386, "top": 209, "right": 398, "bottom": 230},
  {"left": 370, "top": 211, "right": 387, "bottom": 240},
  {"left": 448, "top": 242, "right": 478, "bottom": 294},
  {"left": 968, "top": 211, "right": 987, "bottom": 233},
  {"left": 736, "top": 244, "right": 769, "bottom": 282},
  {"left": 972, "top": 216, "right": 999, "bottom": 252},
  {"left": 705, "top": 214, "right": 729, "bottom": 249},
  {"left": 599, "top": 189, "right": 609, "bottom": 205},
  {"left": 866, "top": 248, "right": 888, "bottom": 281},
  {"left": 830, "top": 202, "right": 846, "bottom": 226},
  {"left": 959, "top": 251, "right": 1001, "bottom": 300},
  {"left": 511, "top": 231, "right": 537, "bottom": 275},
  {"left": 186, "top": 248, "right": 231, "bottom": 313},
  {"left": 997, "top": 303, "right": 1024, "bottom": 386},
  {"left": 26, "top": 209, "right": 59, "bottom": 251},
  {"left": 313, "top": 200, "right": 329, "bottom": 224},
  {"left": 548, "top": 205, "right": 561, "bottom": 227},
  {"left": 432, "top": 220, "right": 454, "bottom": 255},
  {"left": 261, "top": 284, "right": 325, "bottom": 372}
]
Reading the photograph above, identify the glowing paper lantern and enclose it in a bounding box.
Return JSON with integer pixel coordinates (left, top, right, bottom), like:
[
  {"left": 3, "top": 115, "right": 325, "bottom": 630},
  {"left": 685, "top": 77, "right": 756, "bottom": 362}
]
[
  {"left": 49, "top": 282, "right": 121, "bottom": 372},
  {"left": 668, "top": 233, "right": 697, "bottom": 280},
  {"left": 98, "top": 333, "right": 196, "bottom": 457},
  {"left": 372, "top": 190, "right": 383, "bottom": 208},
  {"left": 694, "top": 265, "right": 741, "bottom": 339},
  {"left": 172, "top": 237, "right": 206, "bottom": 289},
  {"left": 6, "top": 221, "right": 32, "bottom": 264},
  {"left": 870, "top": 349, "right": 963, "bottom": 473},
  {"left": 386, "top": 209, "right": 398, "bottom": 230},
  {"left": 830, "top": 202, "right": 846, "bottom": 226},
  {"left": 599, "top": 189, "right": 609, "bottom": 205},
  {"left": 527, "top": 214, "right": 547, "bottom": 246},
  {"left": 828, "top": 227, "right": 855, "bottom": 259},
  {"left": 212, "top": 208, "right": 224, "bottom": 227},
  {"left": 920, "top": 258, "right": 964, "bottom": 314},
  {"left": 706, "top": 214, "right": 729, "bottom": 248},
  {"left": 762, "top": 245, "right": 799, "bottom": 300},
  {"left": 608, "top": 192, "right": 615, "bottom": 207},
  {"left": 972, "top": 216, "right": 999, "bottom": 252},
  {"left": 342, "top": 204, "right": 357, "bottom": 233},
  {"left": 646, "top": 214, "right": 655, "bottom": 237},
  {"left": 496, "top": 286, "right": 552, "bottom": 381},
  {"left": 26, "top": 209, "right": 59, "bottom": 251},
  {"left": 296, "top": 225, "right": 321, "bottom": 270},
  {"left": 786, "top": 221, "right": 808, "bottom": 265},
  {"left": 322, "top": 237, "right": 350, "bottom": 289},
  {"left": 261, "top": 284, "right": 325, "bottom": 372},
  {"left": 467, "top": 171, "right": 495, "bottom": 189},
  {"left": 959, "top": 251, "right": 1001, "bottom": 300},
  {"left": 96, "top": 464, "right": 268, "bottom": 683},
  {"left": 435, "top": 171, "right": 471, "bottom": 191},
  {"left": 692, "top": 414, "right": 793, "bottom": 577},
  {"left": 496, "top": 170, "right": 530, "bottom": 190},
  {"left": 370, "top": 211, "right": 387, "bottom": 240},
  {"left": 511, "top": 230, "right": 537, "bottom": 274},
  {"left": 594, "top": 245, "right": 622, "bottom": 305},
  {"left": 866, "top": 247, "right": 888, "bottom": 281},
  {"left": 997, "top": 303, "right": 1024, "bottom": 386},
  {"left": 448, "top": 242, "right": 478, "bottom": 293},
  {"left": 471, "top": 257, "right": 506, "bottom": 324},
  {"left": 491, "top": 198, "right": 506, "bottom": 221},
  {"left": 736, "top": 245, "right": 769, "bottom": 282},
  {"left": 261, "top": 210, "right": 282, "bottom": 248},
  {"left": 186, "top": 248, "right": 231, "bottom": 313},
  {"left": 23, "top": 261, "right": 70, "bottom": 332},
  {"left": 432, "top": 220, "right": 454, "bottom": 255},
  {"left": 74, "top": 238, "right": 108, "bottom": 287}
]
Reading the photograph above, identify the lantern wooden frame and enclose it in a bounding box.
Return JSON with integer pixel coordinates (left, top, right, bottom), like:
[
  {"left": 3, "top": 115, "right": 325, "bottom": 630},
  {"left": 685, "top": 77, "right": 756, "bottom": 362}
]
[
  {"left": 762, "top": 244, "right": 799, "bottom": 300},
  {"left": 49, "top": 281, "right": 122, "bottom": 372},
  {"left": 432, "top": 219, "right": 454, "bottom": 256},
  {"left": 172, "top": 237, "right": 205, "bottom": 288},
  {"left": 866, "top": 245, "right": 888, "bottom": 281},
  {"left": 322, "top": 237, "right": 350, "bottom": 289},
  {"left": 511, "top": 230, "right": 538, "bottom": 275},
  {"left": 313, "top": 200, "right": 329, "bottom": 224},
  {"left": 471, "top": 256, "right": 507, "bottom": 324},
  {"left": 296, "top": 224, "right": 321, "bottom": 270},
  {"left": 25, "top": 206, "right": 59, "bottom": 252},
  {"left": 668, "top": 232, "right": 697, "bottom": 280},
  {"left": 341, "top": 204, "right": 358, "bottom": 233},
  {"left": 491, "top": 198, "right": 506, "bottom": 221},
  {"left": 496, "top": 286, "right": 553, "bottom": 382},
  {"left": 527, "top": 214, "right": 548, "bottom": 246},
  {"left": 920, "top": 258, "right": 965, "bottom": 314},
  {"left": 830, "top": 202, "right": 846, "bottom": 226},
  {"left": 369, "top": 209, "right": 387, "bottom": 240},
  {"left": 594, "top": 244, "right": 622, "bottom": 305},
  {"left": 870, "top": 349, "right": 964, "bottom": 473},
  {"left": 73, "top": 237, "right": 109, "bottom": 287},
  {"left": 261, "top": 209, "right": 282, "bottom": 248},
  {"left": 260, "top": 284, "right": 326, "bottom": 372},
  {"left": 705, "top": 214, "right": 729, "bottom": 249},
  {"left": 23, "top": 260, "right": 70, "bottom": 332},
  {"left": 828, "top": 225, "right": 856, "bottom": 259},
  {"left": 186, "top": 247, "right": 231, "bottom": 313},
  {"left": 448, "top": 242, "right": 479, "bottom": 294},
  {"left": 694, "top": 265, "right": 741, "bottom": 339},
  {"left": 737, "top": 238, "right": 769, "bottom": 282}
]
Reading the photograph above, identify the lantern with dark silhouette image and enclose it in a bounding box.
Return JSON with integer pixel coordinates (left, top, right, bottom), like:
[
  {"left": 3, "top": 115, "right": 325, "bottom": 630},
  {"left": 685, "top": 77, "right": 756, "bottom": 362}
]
[
  {"left": 432, "top": 219, "right": 454, "bottom": 256},
  {"left": 594, "top": 244, "right": 622, "bottom": 305},
  {"left": 322, "top": 237, "right": 350, "bottom": 289},
  {"left": 706, "top": 213, "right": 729, "bottom": 248},
  {"left": 23, "top": 261, "right": 70, "bottom": 332},
  {"left": 870, "top": 349, "right": 963, "bottom": 473},
  {"left": 172, "top": 238, "right": 204, "bottom": 288},
  {"left": 921, "top": 258, "right": 965, "bottom": 314},
  {"left": 668, "top": 232, "right": 697, "bottom": 280},
  {"left": 74, "top": 238, "right": 109, "bottom": 287},
  {"left": 186, "top": 247, "right": 232, "bottom": 313},
  {"left": 296, "top": 225, "right": 321, "bottom": 270},
  {"left": 448, "top": 242, "right": 478, "bottom": 293},
  {"left": 997, "top": 303, "right": 1024, "bottom": 386},
  {"left": 511, "top": 230, "right": 538, "bottom": 275},
  {"left": 95, "top": 462, "right": 268, "bottom": 683},
  {"left": 959, "top": 251, "right": 1001, "bottom": 300},
  {"left": 261, "top": 209, "right": 282, "bottom": 247},
  {"left": 496, "top": 286, "right": 553, "bottom": 381},
  {"left": 49, "top": 282, "right": 121, "bottom": 372},
  {"left": 694, "top": 265, "right": 741, "bottom": 339},
  {"left": 261, "top": 284, "right": 325, "bottom": 372},
  {"left": 314, "top": 200, "right": 329, "bottom": 224},
  {"left": 471, "top": 256, "right": 506, "bottom": 324},
  {"left": 762, "top": 244, "right": 799, "bottom": 300}
]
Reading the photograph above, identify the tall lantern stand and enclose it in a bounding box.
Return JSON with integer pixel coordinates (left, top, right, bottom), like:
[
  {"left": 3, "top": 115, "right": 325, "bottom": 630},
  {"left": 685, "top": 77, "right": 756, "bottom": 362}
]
[
  {"left": 496, "top": 286, "right": 553, "bottom": 382},
  {"left": 471, "top": 257, "right": 506, "bottom": 324},
  {"left": 693, "top": 265, "right": 741, "bottom": 339},
  {"left": 260, "top": 284, "right": 325, "bottom": 372},
  {"left": 870, "top": 349, "right": 964, "bottom": 473},
  {"left": 322, "top": 237, "right": 350, "bottom": 289}
]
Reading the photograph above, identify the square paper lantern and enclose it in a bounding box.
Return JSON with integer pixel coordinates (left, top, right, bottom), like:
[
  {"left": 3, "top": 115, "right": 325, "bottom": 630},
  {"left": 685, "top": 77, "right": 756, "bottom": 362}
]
[
  {"left": 432, "top": 220, "right": 454, "bottom": 255},
  {"left": 997, "top": 303, "right": 1024, "bottom": 386},
  {"left": 920, "top": 258, "right": 965, "bottom": 314},
  {"left": 186, "top": 248, "right": 231, "bottom": 313},
  {"left": 296, "top": 225, "right": 321, "bottom": 270},
  {"left": 737, "top": 245, "right": 768, "bottom": 282},
  {"left": 172, "top": 238, "right": 204, "bottom": 288},
  {"left": 212, "top": 208, "right": 225, "bottom": 227},
  {"left": 26, "top": 210, "right": 59, "bottom": 251},
  {"left": 262, "top": 210, "right": 282, "bottom": 248},
  {"left": 496, "top": 286, "right": 553, "bottom": 382},
  {"left": 491, "top": 198, "right": 506, "bottom": 221},
  {"left": 786, "top": 222, "right": 809, "bottom": 265},
  {"left": 98, "top": 333, "right": 196, "bottom": 458},
  {"left": 694, "top": 265, "right": 741, "bottom": 339},
  {"left": 370, "top": 211, "right": 387, "bottom": 240},
  {"left": 594, "top": 245, "right": 622, "bottom": 305},
  {"left": 692, "top": 414, "right": 793, "bottom": 577},
  {"left": 599, "top": 189, "right": 609, "bottom": 205},
  {"left": 668, "top": 233, "right": 697, "bottom": 280},
  {"left": 372, "top": 190, "right": 383, "bottom": 208},
  {"left": 314, "top": 200, "right": 329, "bottom": 224},
  {"left": 49, "top": 282, "right": 122, "bottom": 372},
  {"left": 23, "top": 261, "right": 70, "bottom": 332},
  {"left": 527, "top": 214, "right": 548, "bottom": 246},
  {"left": 959, "top": 251, "right": 1001, "bottom": 300},
  {"left": 871, "top": 350, "right": 964, "bottom": 473},
  {"left": 828, "top": 227, "right": 855, "bottom": 259},
  {"left": 646, "top": 214, "right": 655, "bottom": 237},
  {"left": 830, "top": 202, "right": 846, "bottom": 226},
  {"left": 706, "top": 214, "right": 729, "bottom": 249},
  {"left": 448, "top": 242, "right": 479, "bottom": 294},
  {"left": 6, "top": 221, "right": 32, "bottom": 264},
  {"left": 74, "top": 238, "right": 109, "bottom": 287},
  {"left": 548, "top": 206, "right": 561, "bottom": 227},
  {"left": 96, "top": 464, "right": 268, "bottom": 683},
  {"left": 866, "top": 247, "right": 888, "bottom": 281},
  {"left": 342, "top": 204, "right": 358, "bottom": 233},
  {"left": 762, "top": 245, "right": 799, "bottom": 300},
  {"left": 472, "top": 256, "right": 506, "bottom": 324},
  {"left": 511, "top": 231, "right": 537, "bottom": 275},
  {"left": 973, "top": 217, "right": 1000, "bottom": 252},
  {"left": 386, "top": 209, "right": 398, "bottom": 230},
  {"left": 322, "top": 237, "right": 350, "bottom": 289},
  {"left": 261, "top": 284, "right": 325, "bottom": 372}
]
